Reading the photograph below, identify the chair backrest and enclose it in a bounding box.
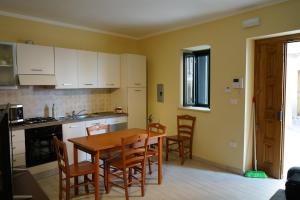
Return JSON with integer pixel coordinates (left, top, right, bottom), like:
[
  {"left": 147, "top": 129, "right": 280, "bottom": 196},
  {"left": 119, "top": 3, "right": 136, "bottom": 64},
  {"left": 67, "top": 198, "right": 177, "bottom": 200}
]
[
  {"left": 148, "top": 123, "right": 166, "bottom": 134},
  {"left": 148, "top": 123, "right": 166, "bottom": 145},
  {"left": 53, "top": 136, "right": 70, "bottom": 175},
  {"left": 177, "top": 115, "right": 196, "bottom": 139},
  {"left": 86, "top": 124, "right": 110, "bottom": 136},
  {"left": 121, "top": 133, "right": 149, "bottom": 168}
]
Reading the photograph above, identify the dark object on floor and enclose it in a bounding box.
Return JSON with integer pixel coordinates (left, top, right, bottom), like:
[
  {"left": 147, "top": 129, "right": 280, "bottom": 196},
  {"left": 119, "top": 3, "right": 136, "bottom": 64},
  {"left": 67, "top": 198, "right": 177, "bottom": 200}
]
[
  {"left": 270, "top": 189, "right": 286, "bottom": 200},
  {"left": 285, "top": 167, "right": 300, "bottom": 200},
  {"left": 13, "top": 170, "right": 49, "bottom": 200}
]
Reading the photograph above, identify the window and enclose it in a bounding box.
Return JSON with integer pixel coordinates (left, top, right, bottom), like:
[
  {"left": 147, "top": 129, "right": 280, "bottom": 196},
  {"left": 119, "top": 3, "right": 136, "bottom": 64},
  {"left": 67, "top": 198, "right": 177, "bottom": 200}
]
[{"left": 183, "top": 49, "right": 210, "bottom": 108}]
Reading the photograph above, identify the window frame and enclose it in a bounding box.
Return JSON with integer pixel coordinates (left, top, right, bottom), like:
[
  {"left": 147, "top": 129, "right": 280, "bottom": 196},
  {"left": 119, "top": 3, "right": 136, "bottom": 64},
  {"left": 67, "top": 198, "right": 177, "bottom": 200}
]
[{"left": 183, "top": 49, "right": 210, "bottom": 108}]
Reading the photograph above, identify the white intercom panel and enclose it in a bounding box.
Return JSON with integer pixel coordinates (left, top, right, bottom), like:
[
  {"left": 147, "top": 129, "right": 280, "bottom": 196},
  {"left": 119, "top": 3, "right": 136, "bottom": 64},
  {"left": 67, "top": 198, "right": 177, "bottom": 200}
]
[{"left": 232, "top": 77, "right": 243, "bottom": 89}]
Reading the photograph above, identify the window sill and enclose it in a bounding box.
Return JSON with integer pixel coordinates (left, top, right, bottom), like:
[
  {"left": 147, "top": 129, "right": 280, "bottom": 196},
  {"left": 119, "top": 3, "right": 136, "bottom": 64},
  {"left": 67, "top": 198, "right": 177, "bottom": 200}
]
[{"left": 178, "top": 106, "right": 211, "bottom": 112}]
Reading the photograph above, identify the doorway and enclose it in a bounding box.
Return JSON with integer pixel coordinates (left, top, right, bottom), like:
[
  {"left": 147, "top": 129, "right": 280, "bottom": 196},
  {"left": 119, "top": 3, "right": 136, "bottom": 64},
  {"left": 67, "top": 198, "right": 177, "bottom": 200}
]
[
  {"left": 254, "top": 33, "right": 300, "bottom": 179},
  {"left": 283, "top": 41, "right": 300, "bottom": 176}
]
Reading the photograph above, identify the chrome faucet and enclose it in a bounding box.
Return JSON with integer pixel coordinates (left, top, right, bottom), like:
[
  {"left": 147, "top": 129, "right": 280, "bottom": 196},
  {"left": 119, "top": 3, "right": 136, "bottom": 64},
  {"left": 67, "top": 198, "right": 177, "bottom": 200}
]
[{"left": 71, "top": 109, "right": 87, "bottom": 117}]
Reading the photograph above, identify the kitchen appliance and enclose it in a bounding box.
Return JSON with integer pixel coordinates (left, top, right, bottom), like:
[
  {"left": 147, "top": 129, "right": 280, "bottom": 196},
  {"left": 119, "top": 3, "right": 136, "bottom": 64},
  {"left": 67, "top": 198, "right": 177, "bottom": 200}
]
[
  {"left": 0, "top": 104, "right": 24, "bottom": 125},
  {"left": 25, "top": 124, "right": 62, "bottom": 167},
  {"left": 23, "top": 117, "right": 56, "bottom": 125}
]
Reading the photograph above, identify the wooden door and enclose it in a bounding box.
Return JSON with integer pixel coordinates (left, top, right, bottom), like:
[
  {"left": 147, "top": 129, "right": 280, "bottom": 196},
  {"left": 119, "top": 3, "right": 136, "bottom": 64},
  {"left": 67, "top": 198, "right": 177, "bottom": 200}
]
[{"left": 255, "top": 39, "right": 285, "bottom": 179}]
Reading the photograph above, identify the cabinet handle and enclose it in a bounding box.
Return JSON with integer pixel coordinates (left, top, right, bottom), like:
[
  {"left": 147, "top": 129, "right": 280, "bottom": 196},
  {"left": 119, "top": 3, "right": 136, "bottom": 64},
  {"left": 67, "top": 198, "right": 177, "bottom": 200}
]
[
  {"left": 135, "top": 89, "right": 142, "bottom": 92},
  {"left": 106, "top": 83, "right": 115, "bottom": 86},
  {"left": 84, "top": 83, "right": 94, "bottom": 86},
  {"left": 69, "top": 126, "right": 79, "bottom": 128},
  {"left": 134, "top": 83, "right": 141, "bottom": 86},
  {"left": 31, "top": 68, "right": 43, "bottom": 72},
  {"left": 63, "top": 83, "right": 72, "bottom": 86}
]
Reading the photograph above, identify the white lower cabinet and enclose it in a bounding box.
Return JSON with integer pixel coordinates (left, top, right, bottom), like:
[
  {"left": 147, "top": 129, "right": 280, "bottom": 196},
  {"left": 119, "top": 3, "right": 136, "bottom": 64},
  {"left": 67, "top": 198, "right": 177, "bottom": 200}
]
[
  {"left": 11, "top": 130, "right": 26, "bottom": 167},
  {"left": 63, "top": 122, "right": 86, "bottom": 164}
]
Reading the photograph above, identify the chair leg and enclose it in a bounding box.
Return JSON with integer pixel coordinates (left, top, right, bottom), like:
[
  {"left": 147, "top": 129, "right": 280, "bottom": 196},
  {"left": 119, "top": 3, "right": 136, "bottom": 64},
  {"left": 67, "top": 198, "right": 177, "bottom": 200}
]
[
  {"left": 103, "top": 160, "right": 108, "bottom": 193},
  {"left": 106, "top": 164, "right": 111, "bottom": 194},
  {"left": 165, "top": 139, "right": 169, "bottom": 161},
  {"left": 66, "top": 178, "right": 71, "bottom": 200},
  {"left": 123, "top": 169, "right": 129, "bottom": 200},
  {"left": 180, "top": 141, "right": 184, "bottom": 165},
  {"left": 141, "top": 165, "right": 145, "bottom": 197},
  {"left": 148, "top": 157, "right": 152, "bottom": 175},
  {"left": 84, "top": 175, "right": 89, "bottom": 193},
  {"left": 189, "top": 142, "right": 193, "bottom": 159},
  {"left": 128, "top": 168, "right": 133, "bottom": 187},
  {"left": 59, "top": 171, "right": 62, "bottom": 200}
]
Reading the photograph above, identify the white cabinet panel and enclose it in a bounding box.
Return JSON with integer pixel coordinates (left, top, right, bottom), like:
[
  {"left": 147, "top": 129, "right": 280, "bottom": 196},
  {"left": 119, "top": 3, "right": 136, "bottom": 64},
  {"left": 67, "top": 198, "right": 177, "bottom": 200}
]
[
  {"left": 63, "top": 122, "right": 86, "bottom": 164},
  {"left": 11, "top": 130, "right": 25, "bottom": 167},
  {"left": 55, "top": 47, "right": 78, "bottom": 89},
  {"left": 124, "top": 54, "right": 146, "bottom": 87},
  {"left": 78, "top": 50, "right": 98, "bottom": 88},
  {"left": 17, "top": 43, "right": 54, "bottom": 74},
  {"left": 127, "top": 88, "right": 146, "bottom": 129},
  {"left": 98, "top": 53, "right": 120, "bottom": 88}
]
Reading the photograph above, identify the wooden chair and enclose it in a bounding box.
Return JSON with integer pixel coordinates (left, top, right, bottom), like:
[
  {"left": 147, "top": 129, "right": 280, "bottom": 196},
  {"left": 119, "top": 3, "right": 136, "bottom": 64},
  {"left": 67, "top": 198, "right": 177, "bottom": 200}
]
[
  {"left": 106, "top": 133, "right": 149, "bottom": 200},
  {"left": 53, "top": 136, "right": 96, "bottom": 200},
  {"left": 165, "top": 115, "right": 196, "bottom": 165},
  {"left": 146, "top": 123, "right": 166, "bottom": 174},
  {"left": 86, "top": 124, "right": 119, "bottom": 192}
]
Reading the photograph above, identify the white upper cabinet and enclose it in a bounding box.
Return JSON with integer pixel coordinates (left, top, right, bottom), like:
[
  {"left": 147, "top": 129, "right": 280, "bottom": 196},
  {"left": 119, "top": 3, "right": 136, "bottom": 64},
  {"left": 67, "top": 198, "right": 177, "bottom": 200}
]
[
  {"left": 78, "top": 50, "right": 98, "bottom": 88},
  {"left": 98, "top": 53, "right": 120, "bottom": 88},
  {"left": 17, "top": 43, "right": 54, "bottom": 74},
  {"left": 121, "top": 54, "right": 146, "bottom": 87},
  {"left": 55, "top": 47, "right": 78, "bottom": 89}
]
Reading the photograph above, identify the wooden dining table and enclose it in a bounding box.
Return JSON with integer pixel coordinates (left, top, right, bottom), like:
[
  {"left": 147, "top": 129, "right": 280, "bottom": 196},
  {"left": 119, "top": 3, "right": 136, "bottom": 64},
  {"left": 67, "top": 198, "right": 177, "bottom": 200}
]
[{"left": 68, "top": 128, "right": 166, "bottom": 200}]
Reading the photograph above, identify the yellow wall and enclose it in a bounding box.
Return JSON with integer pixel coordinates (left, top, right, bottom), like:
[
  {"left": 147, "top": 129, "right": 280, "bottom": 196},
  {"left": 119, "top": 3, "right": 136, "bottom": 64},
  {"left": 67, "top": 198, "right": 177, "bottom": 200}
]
[
  {"left": 1, "top": 0, "right": 300, "bottom": 172},
  {"left": 139, "top": 0, "right": 300, "bottom": 171},
  {"left": 0, "top": 15, "right": 139, "bottom": 53}
]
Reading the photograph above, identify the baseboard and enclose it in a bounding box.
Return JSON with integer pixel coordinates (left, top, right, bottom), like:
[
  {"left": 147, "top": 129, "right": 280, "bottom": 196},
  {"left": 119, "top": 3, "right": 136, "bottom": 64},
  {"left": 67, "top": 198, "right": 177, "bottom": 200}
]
[{"left": 192, "top": 155, "right": 244, "bottom": 175}]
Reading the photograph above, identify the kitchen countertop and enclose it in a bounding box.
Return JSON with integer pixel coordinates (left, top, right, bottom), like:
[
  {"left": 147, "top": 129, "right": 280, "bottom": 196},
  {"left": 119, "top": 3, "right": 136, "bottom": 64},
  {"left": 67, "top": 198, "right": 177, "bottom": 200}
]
[{"left": 11, "top": 112, "right": 128, "bottom": 131}]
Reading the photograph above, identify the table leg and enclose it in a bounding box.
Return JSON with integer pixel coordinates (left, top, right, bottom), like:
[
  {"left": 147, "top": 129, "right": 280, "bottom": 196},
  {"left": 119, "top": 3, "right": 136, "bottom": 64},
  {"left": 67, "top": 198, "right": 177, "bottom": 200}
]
[
  {"left": 73, "top": 144, "right": 79, "bottom": 195},
  {"left": 94, "top": 151, "right": 100, "bottom": 200},
  {"left": 158, "top": 137, "right": 163, "bottom": 184}
]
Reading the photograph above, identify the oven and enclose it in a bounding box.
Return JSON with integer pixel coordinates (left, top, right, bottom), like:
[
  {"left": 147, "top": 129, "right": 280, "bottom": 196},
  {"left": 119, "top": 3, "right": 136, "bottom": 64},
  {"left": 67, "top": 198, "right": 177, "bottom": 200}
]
[{"left": 25, "top": 125, "right": 62, "bottom": 167}]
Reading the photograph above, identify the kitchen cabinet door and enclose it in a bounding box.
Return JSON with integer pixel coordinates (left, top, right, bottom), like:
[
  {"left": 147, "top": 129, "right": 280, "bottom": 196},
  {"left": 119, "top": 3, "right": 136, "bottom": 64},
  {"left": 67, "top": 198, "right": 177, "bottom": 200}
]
[
  {"left": 123, "top": 54, "right": 146, "bottom": 87},
  {"left": 62, "top": 122, "right": 86, "bottom": 164},
  {"left": 11, "top": 130, "right": 25, "bottom": 167},
  {"left": 17, "top": 43, "right": 54, "bottom": 74},
  {"left": 78, "top": 50, "right": 98, "bottom": 88},
  {"left": 55, "top": 47, "right": 78, "bottom": 89},
  {"left": 127, "top": 87, "right": 146, "bottom": 129},
  {"left": 98, "top": 53, "right": 120, "bottom": 88}
]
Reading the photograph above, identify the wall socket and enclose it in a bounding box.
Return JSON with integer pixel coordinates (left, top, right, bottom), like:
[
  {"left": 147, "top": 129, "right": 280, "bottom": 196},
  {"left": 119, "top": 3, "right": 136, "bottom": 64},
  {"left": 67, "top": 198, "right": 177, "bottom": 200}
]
[{"left": 229, "top": 141, "right": 237, "bottom": 148}]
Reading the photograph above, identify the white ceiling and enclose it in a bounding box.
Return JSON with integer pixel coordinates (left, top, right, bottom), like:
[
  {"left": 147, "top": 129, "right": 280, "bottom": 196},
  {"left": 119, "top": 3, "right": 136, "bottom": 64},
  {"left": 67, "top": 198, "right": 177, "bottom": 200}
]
[{"left": 0, "top": 0, "right": 284, "bottom": 39}]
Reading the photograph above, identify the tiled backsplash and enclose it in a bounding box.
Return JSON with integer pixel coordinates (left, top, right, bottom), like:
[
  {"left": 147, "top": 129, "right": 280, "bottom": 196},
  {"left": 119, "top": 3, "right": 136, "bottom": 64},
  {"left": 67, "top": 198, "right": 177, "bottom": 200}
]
[{"left": 0, "top": 87, "right": 111, "bottom": 118}]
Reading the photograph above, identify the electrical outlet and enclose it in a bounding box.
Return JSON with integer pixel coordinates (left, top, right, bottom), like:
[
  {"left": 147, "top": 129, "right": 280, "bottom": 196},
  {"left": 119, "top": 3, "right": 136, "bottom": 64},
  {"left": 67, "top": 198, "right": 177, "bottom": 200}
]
[{"left": 229, "top": 141, "right": 237, "bottom": 148}]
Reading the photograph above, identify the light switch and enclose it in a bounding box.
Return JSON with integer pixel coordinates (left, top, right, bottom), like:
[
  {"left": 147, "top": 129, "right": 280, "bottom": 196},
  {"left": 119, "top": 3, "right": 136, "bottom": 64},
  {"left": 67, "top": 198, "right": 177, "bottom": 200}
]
[{"left": 157, "top": 84, "right": 164, "bottom": 103}]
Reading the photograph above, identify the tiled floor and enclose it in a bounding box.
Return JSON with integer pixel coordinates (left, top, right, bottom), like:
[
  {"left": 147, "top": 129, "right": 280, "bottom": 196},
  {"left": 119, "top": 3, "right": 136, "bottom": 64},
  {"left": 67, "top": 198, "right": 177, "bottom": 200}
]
[{"left": 32, "top": 157, "right": 285, "bottom": 200}]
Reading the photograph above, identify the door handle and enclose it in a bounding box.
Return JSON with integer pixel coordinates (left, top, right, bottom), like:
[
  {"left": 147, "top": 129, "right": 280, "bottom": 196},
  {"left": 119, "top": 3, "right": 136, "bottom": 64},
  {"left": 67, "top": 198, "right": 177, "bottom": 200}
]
[
  {"left": 276, "top": 111, "right": 283, "bottom": 121},
  {"left": 63, "top": 83, "right": 72, "bottom": 86},
  {"left": 31, "top": 68, "right": 43, "bottom": 71}
]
